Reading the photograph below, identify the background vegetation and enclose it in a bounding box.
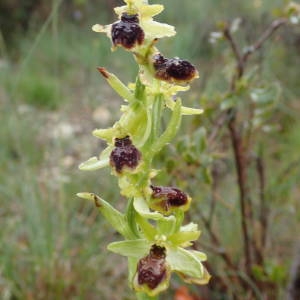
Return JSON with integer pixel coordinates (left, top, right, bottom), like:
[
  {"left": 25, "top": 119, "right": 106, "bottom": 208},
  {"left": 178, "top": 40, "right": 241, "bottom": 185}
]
[{"left": 0, "top": 0, "right": 299, "bottom": 299}]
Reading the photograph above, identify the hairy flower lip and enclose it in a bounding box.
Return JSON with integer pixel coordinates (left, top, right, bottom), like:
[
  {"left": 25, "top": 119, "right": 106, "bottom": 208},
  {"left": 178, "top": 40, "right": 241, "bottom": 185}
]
[
  {"left": 150, "top": 185, "right": 190, "bottom": 214},
  {"left": 110, "top": 136, "right": 141, "bottom": 173},
  {"left": 111, "top": 12, "right": 145, "bottom": 49},
  {"left": 135, "top": 244, "right": 170, "bottom": 294},
  {"left": 121, "top": 13, "right": 139, "bottom": 23},
  {"left": 153, "top": 53, "right": 199, "bottom": 84},
  {"left": 114, "top": 135, "right": 132, "bottom": 147}
]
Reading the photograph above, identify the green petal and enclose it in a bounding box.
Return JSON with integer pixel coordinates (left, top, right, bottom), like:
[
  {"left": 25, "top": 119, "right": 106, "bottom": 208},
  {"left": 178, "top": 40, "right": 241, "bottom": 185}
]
[
  {"left": 78, "top": 157, "right": 109, "bottom": 171},
  {"left": 76, "top": 193, "right": 134, "bottom": 239},
  {"left": 107, "top": 239, "right": 150, "bottom": 258},
  {"left": 166, "top": 247, "right": 203, "bottom": 278}
]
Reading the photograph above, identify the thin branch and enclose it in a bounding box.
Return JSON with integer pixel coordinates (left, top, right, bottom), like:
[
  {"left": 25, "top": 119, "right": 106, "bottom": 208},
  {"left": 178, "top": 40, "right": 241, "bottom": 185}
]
[
  {"left": 256, "top": 155, "right": 267, "bottom": 254},
  {"left": 223, "top": 26, "right": 244, "bottom": 92},
  {"left": 207, "top": 111, "right": 229, "bottom": 144},
  {"left": 242, "top": 18, "right": 288, "bottom": 63},
  {"left": 197, "top": 209, "right": 236, "bottom": 270},
  {"left": 228, "top": 117, "right": 253, "bottom": 274},
  {"left": 208, "top": 166, "right": 219, "bottom": 228},
  {"left": 221, "top": 18, "right": 288, "bottom": 277}
]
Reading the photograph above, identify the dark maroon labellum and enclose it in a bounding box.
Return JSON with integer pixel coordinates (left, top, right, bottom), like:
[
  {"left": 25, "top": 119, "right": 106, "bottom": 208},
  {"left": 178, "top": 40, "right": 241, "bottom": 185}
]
[
  {"left": 151, "top": 185, "right": 188, "bottom": 210},
  {"left": 153, "top": 54, "right": 197, "bottom": 83},
  {"left": 110, "top": 136, "right": 141, "bottom": 173},
  {"left": 137, "top": 245, "right": 167, "bottom": 290},
  {"left": 111, "top": 13, "right": 144, "bottom": 49}
]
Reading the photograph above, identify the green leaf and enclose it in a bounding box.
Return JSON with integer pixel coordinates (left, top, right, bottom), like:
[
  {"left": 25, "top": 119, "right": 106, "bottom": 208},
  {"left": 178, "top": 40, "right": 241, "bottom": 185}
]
[
  {"left": 107, "top": 240, "right": 150, "bottom": 258},
  {"left": 250, "top": 84, "right": 281, "bottom": 106},
  {"left": 76, "top": 193, "right": 134, "bottom": 239},
  {"left": 194, "top": 127, "right": 207, "bottom": 154},
  {"left": 167, "top": 247, "right": 203, "bottom": 278},
  {"left": 78, "top": 157, "right": 109, "bottom": 171},
  {"left": 220, "top": 95, "right": 238, "bottom": 110}
]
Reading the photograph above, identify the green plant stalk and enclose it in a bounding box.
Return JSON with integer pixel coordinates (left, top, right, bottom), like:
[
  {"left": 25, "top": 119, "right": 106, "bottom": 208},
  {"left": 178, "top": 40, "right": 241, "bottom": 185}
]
[{"left": 79, "top": 0, "right": 210, "bottom": 297}]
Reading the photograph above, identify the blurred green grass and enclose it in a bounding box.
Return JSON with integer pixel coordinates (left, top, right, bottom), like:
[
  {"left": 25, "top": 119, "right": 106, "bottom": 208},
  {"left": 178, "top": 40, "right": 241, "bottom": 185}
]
[{"left": 0, "top": 0, "right": 299, "bottom": 299}]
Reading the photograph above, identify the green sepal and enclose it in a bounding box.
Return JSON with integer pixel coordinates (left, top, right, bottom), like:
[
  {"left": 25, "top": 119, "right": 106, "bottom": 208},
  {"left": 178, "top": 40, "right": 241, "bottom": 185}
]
[
  {"left": 157, "top": 216, "right": 176, "bottom": 237},
  {"left": 126, "top": 198, "right": 140, "bottom": 238},
  {"left": 166, "top": 97, "right": 204, "bottom": 115},
  {"left": 107, "top": 239, "right": 150, "bottom": 258},
  {"left": 177, "top": 266, "right": 211, "bottom": 285},
  {"left": 136, "top": 213, "right": 157, "bottom": 240},
  {"left": 134, "top": 197, "right": 176, "bottom": 223},
  {"left": 168, "top": 230, "right": 201, "bottom": 247},
  {"left": 128, "top": 257, "right": 139, "bottom": 288},
  {"left": 78, "top": 157, "right": 109, "bottom": 171},
  {"left": 76, "top": 193, "right": 134, "bottom": 239},
  {"left": 166, "top": 247, "right": 204, "bottom": 278},
  {"left": 134, "top": 197, "right": 164, "bottom": 220},
  {"left": 180, "top": 222, "right": 199, "bottom": 232},
  {"left": 93, "top": 127, "right": 116, "bottom": 142},
  {"left": 189, "top": 250, "right": 207, "bottom": 262}
]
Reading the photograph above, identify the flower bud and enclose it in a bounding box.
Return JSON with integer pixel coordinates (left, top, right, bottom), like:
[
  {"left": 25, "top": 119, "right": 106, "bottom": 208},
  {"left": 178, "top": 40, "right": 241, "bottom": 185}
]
[
  {"left": 111, "top": 13, "right": 145, "bottom": 49},
  {"left": 150, "top": 185, "right": 191, "bottom": 214},
  {"left": 134, "top": 245, "right": 170, "bottom": 295},
  {"left": 153, "top": 54, "right": 198, "bottom": 84},
  {"left": 110, "top": 136, "right": 141, "bottom": 173}
]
